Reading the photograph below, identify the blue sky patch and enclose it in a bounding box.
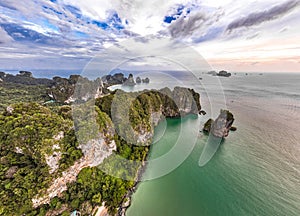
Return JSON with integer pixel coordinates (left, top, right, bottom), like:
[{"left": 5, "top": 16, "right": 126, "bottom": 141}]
[
  {"left": 164, "top": 16, "right": 177, "bottom": 24},
  {"left": 92, "top": 20, "right": 109, "bottom": 30},
  {"left": 42, "top": 19, "right": 59, "bottom": 32},
  {"left": 0, "top": 23, "right": 52, "bottom": 44},
  {"left": 73, "top": 31, "right": 89, "bottom": 39},
  {"left": 109, "top": 12, "right": 124, "bottom": 30},
  {"left": 163, "top": 4, "right": 189, "bottom": 24}
]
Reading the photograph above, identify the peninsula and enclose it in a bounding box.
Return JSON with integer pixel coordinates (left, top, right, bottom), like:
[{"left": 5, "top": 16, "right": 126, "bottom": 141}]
[{"left": 0, "top": 71, "right": 201, "bottom": 216}]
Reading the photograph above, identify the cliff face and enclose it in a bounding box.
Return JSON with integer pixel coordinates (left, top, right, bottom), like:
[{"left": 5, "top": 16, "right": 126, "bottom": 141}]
[
  {"left": 96, "top": 86, "right": 201, "bottom": 146},
  {"left": 47, "top": 75, "right": 105, "bottom": 103},
  {"left": 160, "top": 87, "right": 201, "bottom": 117}
]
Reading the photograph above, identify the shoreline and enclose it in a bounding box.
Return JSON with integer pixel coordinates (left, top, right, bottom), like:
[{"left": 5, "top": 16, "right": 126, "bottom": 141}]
[
  {"left": 117, "top": 154, "right": 149, "bottom": 216},
  {"left": 117, "top": 113, "right": 200, "bottom": 216}
]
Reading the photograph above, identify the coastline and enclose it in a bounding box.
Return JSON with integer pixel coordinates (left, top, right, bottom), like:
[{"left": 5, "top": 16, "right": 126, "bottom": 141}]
[
  {"left": 117, "top": 113, "right": 200, "bottom": 216},
  {"left": 117, "top": 111, "right": 164, "bottom": 216},
  {"left": 118, "top": 160, "right": 148, "bottom": 216}
]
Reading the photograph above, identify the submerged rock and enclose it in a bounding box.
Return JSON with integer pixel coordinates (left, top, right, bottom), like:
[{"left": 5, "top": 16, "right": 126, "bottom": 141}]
[
  {"left": 202, "top": 110, "right": 235, "bottom": 138},
  {"left": 199, "top": 110, "right": 207, "bottom": 115},
  {"left": 230, "top": 126, "right": 237, "bottom": 131}
]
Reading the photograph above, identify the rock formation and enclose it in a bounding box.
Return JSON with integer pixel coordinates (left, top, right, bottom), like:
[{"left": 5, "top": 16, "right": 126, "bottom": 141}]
[
  {"left": 0, "top": 71, "right": 55, "bottom": 86},
  {"left": 208, "top": 70, "right": 231, "bottom": 77},
  {"left": 136, "top": 76, "right": 141, "bottom": 84},
  {"left": 102, "top": 73, "right": 127, "bottom": 85},
  {"left": 217, "top": 70, "right": 231, "bottom": 77},
  {"left": 123, "top": 73, "right": 136, "bottom": 86},
  {"left": 142, "top": 77, "right": 150, "bottom": 83},
  {"left": 203, "top": 110, "right": 235, "bottom": 138}
]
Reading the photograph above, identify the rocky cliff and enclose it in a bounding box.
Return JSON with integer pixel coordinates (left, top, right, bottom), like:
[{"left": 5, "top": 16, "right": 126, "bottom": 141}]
[
  {"left": 0, "top": 71, "right": 202, "bottom": 216},
  {"left": 203, "top": 110, "right": 235, "bottom": 138}
]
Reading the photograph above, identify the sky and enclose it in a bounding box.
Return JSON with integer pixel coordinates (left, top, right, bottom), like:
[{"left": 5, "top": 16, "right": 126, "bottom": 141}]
[{"left": 0, "top": 0, "right": 299, "bottom": 74}]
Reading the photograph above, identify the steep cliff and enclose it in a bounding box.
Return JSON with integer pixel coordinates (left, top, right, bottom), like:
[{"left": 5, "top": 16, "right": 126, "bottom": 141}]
[
  {"left": 96, "top": 86, "right": 201, "bottom": 146},
  {"left": 203, "top": 110, "right": 235, "bottom": 138}
]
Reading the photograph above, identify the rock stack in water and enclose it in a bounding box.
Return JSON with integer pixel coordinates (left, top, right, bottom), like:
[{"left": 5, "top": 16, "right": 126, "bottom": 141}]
[{"left": 203, "top": 110, "right": 236, "bottom": 138}]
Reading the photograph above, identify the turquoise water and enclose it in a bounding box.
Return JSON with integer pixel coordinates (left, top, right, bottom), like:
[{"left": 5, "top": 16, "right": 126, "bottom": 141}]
[{"left": 123, "top": 73, "right": 300, "bottom": 216}]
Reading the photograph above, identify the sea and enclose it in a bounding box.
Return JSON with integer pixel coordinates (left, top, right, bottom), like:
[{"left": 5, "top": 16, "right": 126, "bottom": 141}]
[{"left": 110, "top": 72, "right": 300, "bottom": 216}]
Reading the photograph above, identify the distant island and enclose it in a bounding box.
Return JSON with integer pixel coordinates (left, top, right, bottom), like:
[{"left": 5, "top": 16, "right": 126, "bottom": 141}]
[
  {"left": 207, "top": 70, "right": 232, "bottom": 77},
  {"left": 101, "top": 72, "right": 150, "bottom": 87},
  {"left": 0, "top": 70, "right": 203, "bottom": 216}
]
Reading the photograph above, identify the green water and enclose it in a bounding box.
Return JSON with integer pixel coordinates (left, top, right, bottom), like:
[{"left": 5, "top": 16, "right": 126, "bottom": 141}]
[{"left": 127, "top": 95, "right": 300, "bottom": 216}]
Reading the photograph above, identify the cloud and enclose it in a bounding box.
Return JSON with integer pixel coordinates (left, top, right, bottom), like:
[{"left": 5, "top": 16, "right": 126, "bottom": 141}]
[
  {"left": 193, "top": 27, "right": 224, "bottom": 43},
  {"left": 246, "top": 32, "right": 260, "bottom": 40},
  {"left": 0, "top": 0, "right": 299, "bottom": 72},
  {"left": 226, "top": 0, "right": 300, "bottom": 32},
  {"left": 168, "top": 11, "right": 207, "bottom": 38},
  {"left": 0, "top": 26, "right": 13, "bottom": 43}
]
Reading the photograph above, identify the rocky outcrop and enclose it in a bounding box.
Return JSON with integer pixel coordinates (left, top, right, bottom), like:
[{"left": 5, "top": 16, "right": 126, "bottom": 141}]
[
  {"left": 17, "top": 71, "right": 33, "bottom": 78},
  {"left": 102, "top": 73, "right": 127, "bottom": 85},
  {"left": 48, "top": 76, "right": 104, "bottom": 103},
  {"left": 203, "top": 119, "right": 214, "bottom": 134},
  {"left": 159, "top": 87, "right": 201, "bottom": 117},
  {"left": 207, "top": 70, "right": 231, "bottom": 77},
  {"left": 136, "top": 76, "right": 141, "bottom": 84},
  {"left": 217, "top": 70, "right": 231, "bottom": 77},
  {"left": 123, "top": 73, "right": 136, "bottom": 86},
  {"left": 142, "top": 77, "right": 150, "bottom": 83},
  {"left": 0, "top": 71, "right": 55, "bottom": 86},
  {"left": 203, "top": 110, "right": 235, "bottom": 138}
]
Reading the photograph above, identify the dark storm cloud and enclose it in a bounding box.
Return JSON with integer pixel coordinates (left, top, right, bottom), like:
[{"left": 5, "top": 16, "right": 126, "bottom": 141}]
[{"left": 227, "top": 0, "right": 299, "bottom": 32}]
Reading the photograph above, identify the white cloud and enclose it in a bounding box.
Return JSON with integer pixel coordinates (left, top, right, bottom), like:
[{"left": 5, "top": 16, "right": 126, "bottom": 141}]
[
  {"left": 0, "top": 0, "right": 299, "bottom": 72},
  {"left": 0, "top": 27, "right": 13, "bottom": 43}
]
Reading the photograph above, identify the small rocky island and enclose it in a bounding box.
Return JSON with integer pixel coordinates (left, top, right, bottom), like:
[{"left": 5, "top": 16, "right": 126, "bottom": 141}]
[
  {"left": 207, "top": 70, "right": 231, "bottom": 77},
  {"left": 203, "top": 110, "right": 236, "bottom": 138},
  {"left": 101, "top": 71, "right": 150, "bottom": 87}
]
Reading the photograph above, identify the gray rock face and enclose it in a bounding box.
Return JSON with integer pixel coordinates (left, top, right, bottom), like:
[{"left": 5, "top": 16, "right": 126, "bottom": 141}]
[
  {"left": 102, "top": 73, "right": 127, "bottom": 85},
  {"left": 136, "top": 76, "right": 141, "bottom": 83},
  {"left": 123, "top": 73, "right": 136, "bottom": 86},
  {"left": 160, "top": 87, "right": 201, "bottom": 117},
  {"left": 0, "top": 71, "right": 55, "bottom": 86},
  {"left": 142, "top": 77, "right": 150, "bottom": 83},
  {"left": 18, "top": 71, "right": 33, "bottom": 78},
  {"left": 203, "top": 110, "right": 235, "bottom": 138},
  {"left": 217, "top": 70, "right": 231, "bottom": 77}
]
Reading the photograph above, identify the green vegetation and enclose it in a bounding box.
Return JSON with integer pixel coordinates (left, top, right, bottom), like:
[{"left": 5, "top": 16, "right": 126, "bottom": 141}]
[
  {"left": 0, "top": 80, "right": 201, "bottom": 215},
  {"left": 0, "top": 103, "right": 81, "bottom": 215},
  {"left": 0, "top": 83, "right": 50, "bottom": 112},
  {"left": 0, "top": 101, "right": 149, "bottom": 215}
]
